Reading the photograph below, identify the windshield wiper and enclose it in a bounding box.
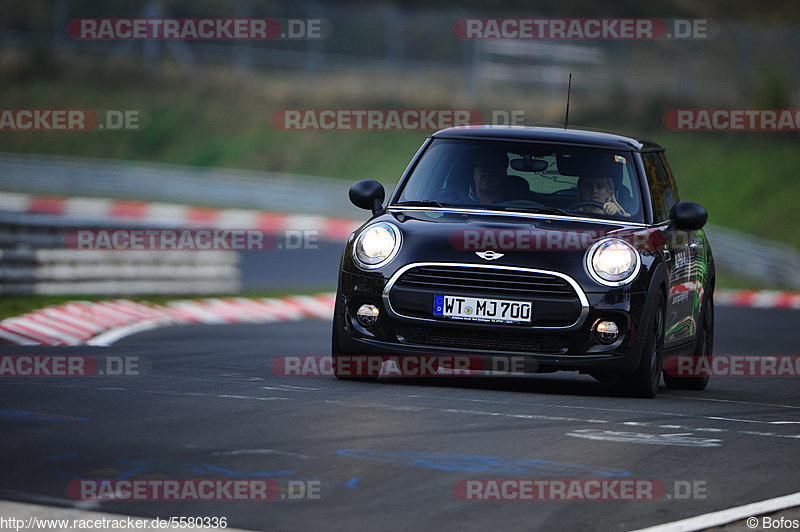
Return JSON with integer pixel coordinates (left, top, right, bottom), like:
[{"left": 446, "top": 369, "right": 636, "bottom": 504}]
[
  {"left": 498, "top": 206, "right": 580, "bottom": 217},
  {"left": 394, "top": 200, "right": 457, "bottom": 208}
]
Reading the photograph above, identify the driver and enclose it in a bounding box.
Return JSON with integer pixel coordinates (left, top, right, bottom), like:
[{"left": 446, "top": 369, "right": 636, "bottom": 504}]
[
  {"left": 574, "top": 176, "right": 630, "bottom": 217},
  {"left": 467, "top": 150, "right": 513, "bottom": 204}
]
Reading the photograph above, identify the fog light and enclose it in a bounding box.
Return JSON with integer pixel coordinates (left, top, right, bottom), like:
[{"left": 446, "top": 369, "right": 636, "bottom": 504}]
[
  {"left": 595, "top": 320, "right": 619, "bottom": 344},
  {"left": 356, "top": 304, "right": 380, "bottom": 327}
]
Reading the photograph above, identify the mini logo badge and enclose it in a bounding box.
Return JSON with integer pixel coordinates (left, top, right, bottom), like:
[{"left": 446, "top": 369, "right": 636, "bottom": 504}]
[{"left": 476, "top": 251, "right": 504, "bottom": 261}]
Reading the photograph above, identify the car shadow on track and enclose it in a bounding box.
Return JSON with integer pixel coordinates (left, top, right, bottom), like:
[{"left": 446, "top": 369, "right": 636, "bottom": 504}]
[{"left": 362, "top": 372, "right": 650, "bottom": 398}]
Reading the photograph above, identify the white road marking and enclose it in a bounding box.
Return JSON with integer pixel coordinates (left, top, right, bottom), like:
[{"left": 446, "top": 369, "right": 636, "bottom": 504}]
[
  {"left": 87, "top": 320, "right": 170, "bottom": 346},
  {"left": 401, "top": 394, "right": 800, "bottom": 429},
  {"left": 629, "top": 490, "right": 800, "bottom": 532},
  {"left": 148, "top": 375, "right": 266, "bottom": 384},
  {"left": 740, "top": 430, "right": 800, "bottom": 439},
  {"left": 140, "top": 390, "right": 290, "bottom": 401},
  {"left": 216, "top": 394, "right": 290, "bottom": 401},
  {"left": 324, "top": 400, "right": 799, "bottom": 441},
  {"left": 706, "top": 416, "right": 800, "bottom": 424},
  {"left": 260, "top": 384, "right": 321, "bottom": 392},
  {"left": 673, "top": 395, "right": 800, "bottom": 410},
  {"left": 212, "top": 449, "right": 309, "bottom": 458},
  {"left": 566, "top": 429, "right": 722, "bottom": 447}
]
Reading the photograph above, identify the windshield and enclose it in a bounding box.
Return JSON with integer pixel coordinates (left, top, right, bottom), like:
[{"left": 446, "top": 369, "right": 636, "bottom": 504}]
[{"left": 395, "top": 139, "right": 644, "bottom": 223}]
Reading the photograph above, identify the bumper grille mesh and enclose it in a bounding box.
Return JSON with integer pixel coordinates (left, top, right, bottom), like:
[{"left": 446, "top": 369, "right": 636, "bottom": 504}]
[{"left": 396, "top": 325, "right": 565, "bottom": 353}]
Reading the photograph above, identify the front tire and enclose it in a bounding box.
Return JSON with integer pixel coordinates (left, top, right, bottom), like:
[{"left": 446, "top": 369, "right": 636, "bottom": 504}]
[{"left": 617, "top": 291, "right": 665, "bottom": 398}]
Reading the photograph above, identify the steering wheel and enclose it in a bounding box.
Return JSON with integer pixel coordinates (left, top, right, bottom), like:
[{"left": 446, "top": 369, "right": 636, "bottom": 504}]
[{"left": 571, "top": 200, "right": 605, "bottom": 211}]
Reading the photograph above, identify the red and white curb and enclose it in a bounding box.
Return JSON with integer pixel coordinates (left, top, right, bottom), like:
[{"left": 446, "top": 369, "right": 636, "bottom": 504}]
[
  {"left": 716, "top": 289, "right": 800, "bottom": 309},
  {"left": 0, "top": 294, "right": 336, "bottom": 346},
  {"left": 0, "top": 191, "right": 361, "bottom": 240}
]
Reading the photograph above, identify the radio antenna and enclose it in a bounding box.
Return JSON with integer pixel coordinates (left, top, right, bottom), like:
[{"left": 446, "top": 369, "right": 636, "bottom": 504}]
[{"left": 563, "top": 73, "right": 572, "bottom": 130}]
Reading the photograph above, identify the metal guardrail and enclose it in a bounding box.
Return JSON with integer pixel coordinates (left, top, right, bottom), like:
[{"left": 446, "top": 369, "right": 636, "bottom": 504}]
[
  {"left": 704, "top": 225, "right": 800, "bottom": 290},
  {"left": 0, "top": 212, "right": 240, "bottom": 296},
  {"left": 0, "top": 152, "right": 364, "bottom": 219}
]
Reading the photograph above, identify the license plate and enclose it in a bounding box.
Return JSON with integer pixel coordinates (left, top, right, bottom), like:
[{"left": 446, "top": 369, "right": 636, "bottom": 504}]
[{"left": 433, "top": 295, "right": 532, "bottom": 324}]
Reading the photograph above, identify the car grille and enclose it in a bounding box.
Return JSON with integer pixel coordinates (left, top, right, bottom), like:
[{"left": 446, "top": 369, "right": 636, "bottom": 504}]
[
  {"left": 394, "top": 265, "right": 576, "bottom": 298},
  {"left": 395, "top": 325, "right": 566, "bottom": 354},
  {"left": 388, "top": 264, "right": 583, "bottom": 327}
]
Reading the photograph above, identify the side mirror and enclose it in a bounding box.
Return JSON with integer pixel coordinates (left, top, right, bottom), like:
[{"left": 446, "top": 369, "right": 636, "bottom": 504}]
[
  {"left": 349, "top": 180, "right": 385, "bottom": 215},
  {"left": 670, "top": 201, "right": 708, "bottom": 231}
]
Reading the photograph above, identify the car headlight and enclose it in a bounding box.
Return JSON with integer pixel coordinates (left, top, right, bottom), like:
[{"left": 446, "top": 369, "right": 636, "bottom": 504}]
[
  {"left": 586, "top": 238, "right": 641, "bottom": 286},
  {"left": 352, "top": 222, "right": 401, "bottom": 269}
]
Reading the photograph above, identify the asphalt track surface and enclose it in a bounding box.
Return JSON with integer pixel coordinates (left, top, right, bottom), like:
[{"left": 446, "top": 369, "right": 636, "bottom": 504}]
[{"left": 1, "top": 297, "right": 799, "bottom": 531}]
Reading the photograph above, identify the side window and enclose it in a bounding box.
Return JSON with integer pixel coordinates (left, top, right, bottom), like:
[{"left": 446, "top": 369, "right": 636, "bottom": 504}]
[
  {"left": 642, "top": 152, "right": 677, "bottom": 222},
  {"left": 657, "top": 152, "right": 680, "bottom": 205}
]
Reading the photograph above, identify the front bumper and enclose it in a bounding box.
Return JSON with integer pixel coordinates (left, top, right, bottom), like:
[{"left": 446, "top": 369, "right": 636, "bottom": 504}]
[{"left": 336, "top": 267, "right": 651, "bottom": 374}]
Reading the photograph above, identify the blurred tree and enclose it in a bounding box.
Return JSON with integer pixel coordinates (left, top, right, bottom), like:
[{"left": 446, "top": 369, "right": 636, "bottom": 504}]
[
  {"left": 4, "top": 0, "right": 58, "bottom": 80},
  {"left": 753, "top": 64, "right": 794, "bottom": 108}
]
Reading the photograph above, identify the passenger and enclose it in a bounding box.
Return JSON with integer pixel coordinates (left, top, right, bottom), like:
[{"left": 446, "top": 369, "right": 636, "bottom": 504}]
[
  {"left": 467, "top": 150, "right": 513, "bottom": 204},
  {"left": 574, "top": 176, "right": 631, "bottom": 217}
]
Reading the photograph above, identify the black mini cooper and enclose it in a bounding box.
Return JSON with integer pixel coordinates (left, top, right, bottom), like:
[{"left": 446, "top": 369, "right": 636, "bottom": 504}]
[{"left": 333, "top": 126, "right": 714, "bottom": 397}]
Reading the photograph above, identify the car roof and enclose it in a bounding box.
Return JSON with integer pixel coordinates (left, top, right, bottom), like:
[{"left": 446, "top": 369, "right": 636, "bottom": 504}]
[{"left": 431, "top": 125, "right": 662, "bottom": 151}]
